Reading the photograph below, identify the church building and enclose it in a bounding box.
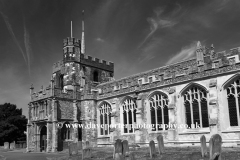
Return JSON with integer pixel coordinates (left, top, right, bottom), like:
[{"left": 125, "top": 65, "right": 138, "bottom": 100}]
[{"left": 26, "top": 16, "right": 240, "bottom": 152}]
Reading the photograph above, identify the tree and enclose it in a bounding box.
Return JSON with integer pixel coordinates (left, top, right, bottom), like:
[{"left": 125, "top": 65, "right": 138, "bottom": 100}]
[{"left": 0, "top": 103, "right": 27, "bottom": 145}]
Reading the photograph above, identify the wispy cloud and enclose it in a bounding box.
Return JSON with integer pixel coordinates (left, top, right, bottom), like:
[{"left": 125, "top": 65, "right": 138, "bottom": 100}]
[
  {"left": 23, "top": 16, "right": 32, "bottom": 76},
  {"left": 95, "top": 37, "right": 105, "bottom": 42},
  {"left": 166, "top": 41, "right": 197, "bottom": 65},
  {"left": 0, "top": 11, "right": 28, "bottom": 64},
  {"left": 138, "top": 38, "right": 162, "bottom": 63},
  {"left": 138, "top": 7, "right": 178, "bottom": 48}
]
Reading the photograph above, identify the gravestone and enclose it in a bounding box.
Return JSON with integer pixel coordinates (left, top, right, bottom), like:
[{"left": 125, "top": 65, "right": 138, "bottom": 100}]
[
  {"left": 4, "top": 142, "right": 9, "bottom": 149},
  {"left": 157, "top": 135, "right": 164, "bottom": 154},
  {"left": 209, "top": 134, "right": 222, "bottom": 160},
  {"left": 82, "top": 148, "right": 92, "bottom": 159},
  {"left": 122, "top": 140, "right": 130, "bottom": 157},
  {"left": 10, "top": 141, "right": 15, "bottom": 149},
  {"left": 149, "top": 140, "right": 156, "bottom": 158},
  {"left": 68, "top": 142, "right": 78, "bottom": 156},
  {"left": 113, "top": 139, "right": 124, "bottom": 160},
  {"left": 200, "top": 135, "right": 207, "bottom": 157}
]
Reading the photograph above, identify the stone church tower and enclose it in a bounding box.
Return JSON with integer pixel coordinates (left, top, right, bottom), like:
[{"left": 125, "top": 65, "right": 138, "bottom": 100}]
[{"left": 26, "top": 12, "right": 114, "bottom": 152}]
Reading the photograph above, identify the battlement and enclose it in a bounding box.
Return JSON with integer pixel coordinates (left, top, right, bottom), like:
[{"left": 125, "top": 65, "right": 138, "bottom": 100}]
[
  {"left": 63, "top": 37, "right": 80, "bottom": 47},
  {"left": 52, "top": 60, "right": 64, "bottom": 73},
  {"left": 31, "top": 85, "right": 52, "bottom": 102},
  {"left": 97, "top": 45, "right": 240, "bottom": 99},
  {"left": 80, "top": 53, "right": 114, "bottom": 72}
]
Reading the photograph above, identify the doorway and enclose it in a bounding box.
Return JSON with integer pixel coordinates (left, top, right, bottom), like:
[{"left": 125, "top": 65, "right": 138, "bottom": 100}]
[{"left": 40, "top": 126, "right": 47, "bottom": 152}]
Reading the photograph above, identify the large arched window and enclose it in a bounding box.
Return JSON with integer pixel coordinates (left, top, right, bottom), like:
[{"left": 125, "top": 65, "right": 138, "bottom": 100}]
[
  {"left": 122, "top": 98, "right": 137, "bottom": 133},
  {"left": 183, "top": 85, "right": 209, "bottom": 128},
  {"left": 226, "top": 79, "right": 240, "bottom": 126},
  {"left": 99, "top": 102, "right": 111, "bottom": 135},
  {"left": 149, "top": 92, "right": 169, "bottom": 131}
]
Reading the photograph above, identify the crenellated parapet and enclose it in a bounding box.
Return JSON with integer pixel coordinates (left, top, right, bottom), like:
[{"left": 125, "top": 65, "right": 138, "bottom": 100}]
[
  {"left": 97, "top": 44, "right": 240, "bottom": 100},
  {"left": 63, "top": 37, "right": 80, "bottom": 47},
  {"left": 80, "top": 53, "right": 114, "bottom": 72},
  {"left": 31, "top": 85, "right": 52, "bottom": 102}
]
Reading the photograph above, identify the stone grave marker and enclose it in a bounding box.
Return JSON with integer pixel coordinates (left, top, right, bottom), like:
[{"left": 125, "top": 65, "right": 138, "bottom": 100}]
[
  {"left": 200, "top": 135, "right": 207, "bottom": 157},
  {"left": 4, "top": 142, "right": 9, "bottom": 149},
  {"left": 149, "top": 140, "right": 156, "bottom": 158},
  {"left": 157, "top": 135, "right": 164, "bottom": 154},
  {"left": 122, "top": 140, "right": 130, "bottom": 157},
  {"left": 82, "top": 148, "right": 92, "bottom": 159},
  {"left": 113, "top": 139, "right": 124, "bottom": 160},
  {"left": 209, "top": 134, "right": 222, "bottom": 160},
  {"left": 68, "top": 142, "right": 78, "bottom": 156},
  {"left": 10, "top": 141, "right": 15, "bottom": 149}
]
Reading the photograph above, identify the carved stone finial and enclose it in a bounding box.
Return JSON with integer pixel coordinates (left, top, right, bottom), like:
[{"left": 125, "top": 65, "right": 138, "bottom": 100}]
[
  {"left": 51, "top": 76, "right": 54, "bottom": 82},
  {"left": 197, "top": 41, "right": 202, "bottom": 49},
  {"left": 211, "top": 44, "right": 214, "bottom": 49},
  {"left": 30, "top": 84, "right": 34, "bottom": 90}
]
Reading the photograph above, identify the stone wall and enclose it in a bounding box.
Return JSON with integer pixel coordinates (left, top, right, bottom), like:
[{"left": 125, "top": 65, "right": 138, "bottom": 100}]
[{"left": 95, "top": 72, "right": 240, "bottom": 146}]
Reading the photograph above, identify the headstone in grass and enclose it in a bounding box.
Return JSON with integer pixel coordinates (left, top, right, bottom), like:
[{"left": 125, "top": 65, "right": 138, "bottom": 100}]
[
  {"left": 209, "top": 134, "right": 222, "bottom": 160},
  {"left": 200, "top": 135, "right": 207, "bottom": 157},
  {"left": 157, "top": 135, "right": 165, "bottom": 154},
  {"left": 149, "top": 140, "right": 157, "bottom": 158}
]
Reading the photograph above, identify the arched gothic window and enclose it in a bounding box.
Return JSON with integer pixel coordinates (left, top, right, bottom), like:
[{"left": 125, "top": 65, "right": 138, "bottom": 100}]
[
  {"left": 99, "top": 102, "right": 111, "bottom": 135},
  {"left": 149, "top": 93, "right": 169, "bottom": 131},
  {"left": 122, "top": 98, "right": 137, "bottom": 133},
  {"left": 226, "top": 79, "right": 240, "bottom": 126},
  {"left": 183, "top": 86, "right": 209, "bottom": 128}
]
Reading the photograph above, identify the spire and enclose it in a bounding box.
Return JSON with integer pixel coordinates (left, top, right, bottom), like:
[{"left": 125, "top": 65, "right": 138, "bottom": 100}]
[
  {"left": 81, "top": 10, "right": 85, "bottom": 54},
  {"left": 71, "top": 21, "right": 73, "bottom": 38}
]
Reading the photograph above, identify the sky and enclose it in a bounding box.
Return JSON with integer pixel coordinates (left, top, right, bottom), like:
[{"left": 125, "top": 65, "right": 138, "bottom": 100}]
[{"left": 0, "top": 0, "right": 240, "bottom": 117}]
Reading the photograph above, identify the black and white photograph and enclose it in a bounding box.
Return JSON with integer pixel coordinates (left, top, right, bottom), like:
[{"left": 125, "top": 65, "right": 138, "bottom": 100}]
[{"left": 0, "top": 0, "right": 240, "bottom": 159}]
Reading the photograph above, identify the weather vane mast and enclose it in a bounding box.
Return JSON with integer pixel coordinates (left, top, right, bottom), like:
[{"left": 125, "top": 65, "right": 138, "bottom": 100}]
[{"left": 71, "top": 21, "right": 73, "bottom": 38}]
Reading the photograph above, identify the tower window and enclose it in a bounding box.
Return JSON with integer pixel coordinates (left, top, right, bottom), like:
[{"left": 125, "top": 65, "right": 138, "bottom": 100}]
[
  {"left": 93, "top": 71, "right": 99, "bottom": 82},
  {"left": 59, "top": 74, "right": 64, "bottom": 90}
]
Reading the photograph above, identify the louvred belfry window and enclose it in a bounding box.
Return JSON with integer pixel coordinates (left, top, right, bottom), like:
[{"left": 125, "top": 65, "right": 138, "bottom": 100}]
[
  {"left": 122, "top": 98, "right": 137, "bottom": 133},
  {"left": 226, "top": 79, "right": 240, "bottom": 126},
  {"left": 99, "top": 102, "right": 111, "bottom": 135},
  {"left": 183, "top": 86, "right": 209, "bottom": 128},
  {"left": 149, "top": 93, "right": 169, "bottom": 131}
]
